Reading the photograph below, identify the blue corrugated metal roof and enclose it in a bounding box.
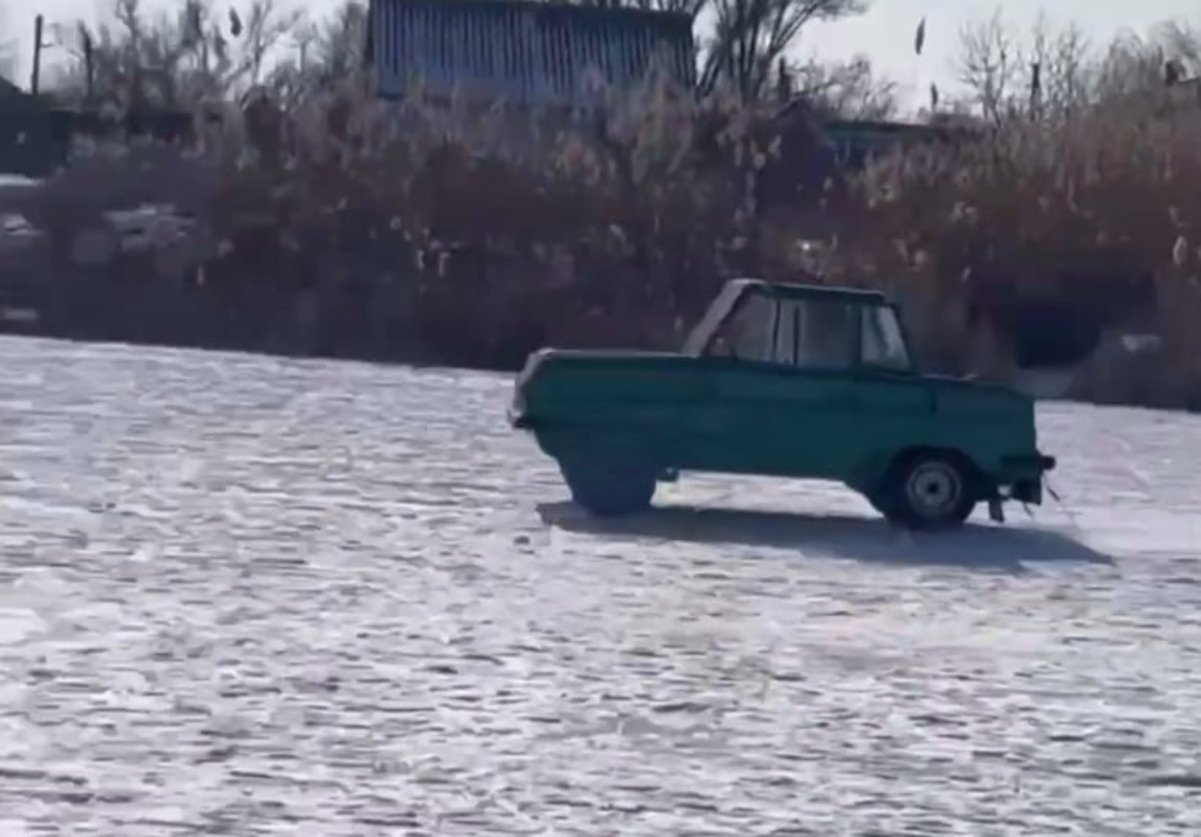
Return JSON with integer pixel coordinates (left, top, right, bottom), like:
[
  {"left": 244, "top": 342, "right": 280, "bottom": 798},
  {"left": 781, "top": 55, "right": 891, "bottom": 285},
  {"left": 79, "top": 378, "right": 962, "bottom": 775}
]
[
  {"left": 821, "top": 119, "right": 982, "bottom": 170},
  {"left": 366, "top": 0, "right": 696, "bottom": 106}
]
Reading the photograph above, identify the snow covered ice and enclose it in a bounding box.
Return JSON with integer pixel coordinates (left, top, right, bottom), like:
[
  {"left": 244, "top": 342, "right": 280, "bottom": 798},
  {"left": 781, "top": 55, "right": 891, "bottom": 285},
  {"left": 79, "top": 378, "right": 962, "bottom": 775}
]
[{"left": 0, "top": 335, "right": 1198, "bottom": 835}]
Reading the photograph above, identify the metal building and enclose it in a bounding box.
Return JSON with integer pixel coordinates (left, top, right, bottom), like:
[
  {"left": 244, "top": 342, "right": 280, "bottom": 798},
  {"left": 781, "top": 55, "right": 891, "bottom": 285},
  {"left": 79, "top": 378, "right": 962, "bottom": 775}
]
[{"left": 365, "top": 0, "right": 697, "bottom": 107}]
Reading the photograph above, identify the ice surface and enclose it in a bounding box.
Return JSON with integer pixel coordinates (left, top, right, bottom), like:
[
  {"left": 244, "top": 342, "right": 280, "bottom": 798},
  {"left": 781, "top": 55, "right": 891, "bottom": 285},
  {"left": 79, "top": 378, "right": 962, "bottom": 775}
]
[{"left": 0, "top": 335, "right": 1198, "bottom": 835}]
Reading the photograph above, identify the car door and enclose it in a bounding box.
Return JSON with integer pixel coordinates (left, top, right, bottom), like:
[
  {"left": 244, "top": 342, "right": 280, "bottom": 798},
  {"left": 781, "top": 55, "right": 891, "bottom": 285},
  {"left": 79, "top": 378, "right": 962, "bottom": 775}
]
[
  {"left": 689, "top": 292, "right": 861, "bottom": 478},
  {"left": 844, "top": 302, "right": 934, "bottom": 473}
]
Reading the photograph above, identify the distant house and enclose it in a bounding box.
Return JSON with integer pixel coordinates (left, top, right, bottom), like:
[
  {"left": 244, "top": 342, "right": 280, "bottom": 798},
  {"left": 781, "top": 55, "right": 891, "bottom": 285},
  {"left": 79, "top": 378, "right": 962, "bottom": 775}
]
[
  {"left": 751, "top": 99, "right": 987, "bottom": 243},
  {"left": 364, "top": 0, "right": 696, "bottom": 108},
  {"left": 761, "top": 99, "right": 981, "bottom": 203},
  {"left": 820, "top": 117, "right": 982, "bottom": 172},
  {"left": 0, "top": 97, "right": 195, "bottom": 178},
  {"left": 0, "top": 81, "right": 63, "bottom": 177}
]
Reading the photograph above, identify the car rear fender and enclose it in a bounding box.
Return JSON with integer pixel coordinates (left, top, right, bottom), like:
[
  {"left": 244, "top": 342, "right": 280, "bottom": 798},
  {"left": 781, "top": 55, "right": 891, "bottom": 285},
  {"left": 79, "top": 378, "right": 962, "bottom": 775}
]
[
  {"left": 853, "top": 445, "right": 991, "bottom": 498},
  {"left": 533, "top": 424, "right": 657, "bottom": 468}
]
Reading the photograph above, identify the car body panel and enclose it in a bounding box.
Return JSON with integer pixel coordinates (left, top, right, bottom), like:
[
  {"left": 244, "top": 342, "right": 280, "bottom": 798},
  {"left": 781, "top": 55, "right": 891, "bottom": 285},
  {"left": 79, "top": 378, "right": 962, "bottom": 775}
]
[{"left": 511, "top": 279, "right": 1055, "bottom": 509}]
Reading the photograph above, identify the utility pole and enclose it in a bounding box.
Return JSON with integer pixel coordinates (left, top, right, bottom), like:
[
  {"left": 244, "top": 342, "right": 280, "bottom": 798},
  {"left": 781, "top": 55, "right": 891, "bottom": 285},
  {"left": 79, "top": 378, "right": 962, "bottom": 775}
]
[
  {"left": 81, "top": 24, "right": 94, "bottom": 105},
  {"left": 30, "top": 14, "right": 43, "bottom": 94}
]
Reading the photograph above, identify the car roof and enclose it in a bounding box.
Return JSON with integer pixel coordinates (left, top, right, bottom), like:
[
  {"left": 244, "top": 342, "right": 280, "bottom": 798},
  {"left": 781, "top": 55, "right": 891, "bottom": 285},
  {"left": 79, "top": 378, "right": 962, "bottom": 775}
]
[{"left": 727, "top": 277, "right": 890, "bottom": 304}]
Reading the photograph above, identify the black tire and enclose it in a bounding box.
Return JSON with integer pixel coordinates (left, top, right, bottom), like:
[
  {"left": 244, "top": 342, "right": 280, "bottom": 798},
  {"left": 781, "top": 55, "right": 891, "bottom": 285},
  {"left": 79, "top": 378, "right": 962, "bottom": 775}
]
[
  {"left": 873, "top": 450, "right": 978, "bottom": 531},
  {"left": 865, "top": 489, "right": 899, "bottom": 521},
  {"left": 560, "top": 457, "right": 656, "bottom": 518}
]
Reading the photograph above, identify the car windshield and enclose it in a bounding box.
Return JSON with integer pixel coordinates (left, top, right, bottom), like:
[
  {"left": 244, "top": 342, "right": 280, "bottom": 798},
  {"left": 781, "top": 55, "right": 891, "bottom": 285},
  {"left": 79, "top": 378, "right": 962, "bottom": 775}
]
[
  {"left": 682, "top": 283, "right": 746, "bottom": 356},
  {"left": 710, "top": 291, "right": 776, "bottom": 361}
]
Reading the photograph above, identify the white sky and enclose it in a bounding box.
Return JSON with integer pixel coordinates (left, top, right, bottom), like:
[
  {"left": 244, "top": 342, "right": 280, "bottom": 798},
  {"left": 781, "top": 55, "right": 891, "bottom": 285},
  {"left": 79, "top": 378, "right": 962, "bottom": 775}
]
[{"left": 3, "top": 0, "right": 1199, "bottom": 112}]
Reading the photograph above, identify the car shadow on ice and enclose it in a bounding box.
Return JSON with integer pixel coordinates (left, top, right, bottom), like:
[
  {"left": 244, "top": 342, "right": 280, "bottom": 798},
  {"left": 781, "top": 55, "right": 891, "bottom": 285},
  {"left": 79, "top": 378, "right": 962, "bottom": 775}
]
[{"left": 536, "top": 502, "right": 1113, "bottom": 572}]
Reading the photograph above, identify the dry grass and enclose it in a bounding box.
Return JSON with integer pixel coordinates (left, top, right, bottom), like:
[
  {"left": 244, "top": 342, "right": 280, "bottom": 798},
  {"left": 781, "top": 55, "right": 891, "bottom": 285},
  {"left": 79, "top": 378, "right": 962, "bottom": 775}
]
[
  {"left": 14, "top": 74, "right": 804, "bottom": 365},
  {"left": 837, "top": 89, "right": 1201, "bottom": 408},
  {"left": 9, "top": 60, "right": 1201, "bottom": 409}
]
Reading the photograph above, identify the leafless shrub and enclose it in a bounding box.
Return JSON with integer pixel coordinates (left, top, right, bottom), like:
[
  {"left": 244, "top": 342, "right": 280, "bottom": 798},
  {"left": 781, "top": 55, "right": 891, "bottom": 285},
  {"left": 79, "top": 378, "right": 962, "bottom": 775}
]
[
  {"left": 23, "top": 63, "right": 799, "bottom": 364},
  {"left": 17, "top": 0, "right": 1201, "bottom": 408},
  {"left": 833, "top": 13, "right": 1201, "bottom": 408}
]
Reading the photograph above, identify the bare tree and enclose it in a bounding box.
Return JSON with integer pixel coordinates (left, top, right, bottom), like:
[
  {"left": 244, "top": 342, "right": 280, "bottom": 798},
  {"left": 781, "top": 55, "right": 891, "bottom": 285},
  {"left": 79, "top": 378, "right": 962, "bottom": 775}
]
[
  {"left": 48, "top": 0, "right": 883, "bottom": 116},
  {"left": 563, "top": 0, "right": 811, "bottom": 98},
  {"left": 1025, "top": 13, "right": 1090, "bottom": 118},
  {"left": 789, "top": 55, "right": 896, "bottom": 119},
  {"left": 50, "top": 0, "right": 303, "bottom": 108},
  {"left": 699, "top": 0, "right": 869, "bottom": 101},
  {"left": 0, "top": 7, "right": 18, "bottom": 85},
  {"left": 955, "top": 10, "right": 1019, "bottom": 122},
  {"left": 237, "top": 0, "right": 303, "bottom": 87},
  {"left": 956, "top": 10, "right": 1093, "bottom": 122},
  {"left": 1156, "top": 19, "right": 1201, "bottom": 74},
  {"left": 313, "top": 0, "right": 367, "bottom": 78},
  {"left": 266, "top": 0, "right": 366, "bottom": 104},
  {"left": 570, "top": 0, "right": 709, "bottom": 16},
  {"left": 1092, "top": 19, "right": 1201, "bottom": 111}
]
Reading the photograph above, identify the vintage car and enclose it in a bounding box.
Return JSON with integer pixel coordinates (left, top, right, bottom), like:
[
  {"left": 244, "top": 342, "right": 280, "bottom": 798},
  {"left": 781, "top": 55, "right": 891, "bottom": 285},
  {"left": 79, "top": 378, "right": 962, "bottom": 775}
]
[{"left": 509, "top": 278, "right": 1056, "bottom": 530}]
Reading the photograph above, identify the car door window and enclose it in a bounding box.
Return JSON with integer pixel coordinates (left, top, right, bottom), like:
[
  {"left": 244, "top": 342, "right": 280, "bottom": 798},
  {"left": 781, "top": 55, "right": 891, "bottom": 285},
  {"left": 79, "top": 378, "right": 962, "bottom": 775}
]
[
  {"left": 776, "top": 298, "right": 856, "bottom": 369},
  {"left": 709, "top": 292, "right": 860, "bottom": 370},
  {"left": 772, "top": 298, "right": 797, "bottom": 364},
  {"left": 861, "top": 304, "right": 911, "bottom": 371}
]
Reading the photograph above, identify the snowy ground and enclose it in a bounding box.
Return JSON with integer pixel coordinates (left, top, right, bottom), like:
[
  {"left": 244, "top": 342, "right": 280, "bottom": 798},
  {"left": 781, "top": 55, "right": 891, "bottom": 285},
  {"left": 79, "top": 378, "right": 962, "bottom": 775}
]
[{"left": 0, "top": 335, "right": 1198, "bottom": 835}]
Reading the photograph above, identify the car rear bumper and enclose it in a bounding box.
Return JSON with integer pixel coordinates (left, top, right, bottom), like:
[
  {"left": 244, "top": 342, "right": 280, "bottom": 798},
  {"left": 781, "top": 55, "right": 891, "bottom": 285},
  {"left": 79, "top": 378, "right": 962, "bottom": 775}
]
[
  {"left": 1011, "top": 478, "right": 1044, "bottom": 504},
  {"left": 1002, "top": 453, "right": 1057, "bottom": 472},
  {"left": 1000, "top": 452, "right": 1056, "bottom": 505}
]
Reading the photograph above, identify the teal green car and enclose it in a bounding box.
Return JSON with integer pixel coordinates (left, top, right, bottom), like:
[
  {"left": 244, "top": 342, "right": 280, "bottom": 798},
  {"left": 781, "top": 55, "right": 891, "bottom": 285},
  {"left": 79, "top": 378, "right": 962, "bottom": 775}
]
[{"left": 509, "top": 279, "right": 1055, "bottom": 530}]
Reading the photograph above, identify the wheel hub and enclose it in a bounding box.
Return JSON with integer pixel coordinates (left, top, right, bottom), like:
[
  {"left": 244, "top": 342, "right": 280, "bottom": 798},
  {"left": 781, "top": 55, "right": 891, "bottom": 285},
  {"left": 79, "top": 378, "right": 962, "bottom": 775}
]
[{"left": 905, "top": 461, "right": 962, "bottom": 518}]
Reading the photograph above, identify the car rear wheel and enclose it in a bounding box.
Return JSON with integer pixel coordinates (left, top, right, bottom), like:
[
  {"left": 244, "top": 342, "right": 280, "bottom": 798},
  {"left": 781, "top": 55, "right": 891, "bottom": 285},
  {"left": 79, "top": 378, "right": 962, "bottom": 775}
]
[
  {"left": 874, "top": 451, "right": 978, "bottom": 530},
  {"left": 560, "top": 457, "right": 656, "bottom": 518}
]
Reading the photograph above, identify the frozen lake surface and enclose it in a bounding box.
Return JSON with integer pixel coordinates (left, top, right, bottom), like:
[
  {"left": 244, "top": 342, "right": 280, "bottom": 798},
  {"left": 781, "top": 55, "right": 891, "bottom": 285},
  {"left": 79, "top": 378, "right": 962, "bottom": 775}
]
[{"left": 0, "top": 336, "right": 1198, "bottom": 835}]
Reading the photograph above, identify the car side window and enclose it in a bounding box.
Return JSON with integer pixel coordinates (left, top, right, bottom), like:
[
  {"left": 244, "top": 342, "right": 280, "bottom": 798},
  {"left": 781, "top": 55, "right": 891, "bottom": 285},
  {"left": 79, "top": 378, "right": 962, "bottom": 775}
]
[
  {"left": 861, "top": 304, "right": 911, "bottom": 370},
  {"left": 776, "top": 299, "right": 856, "bottom": 369},
  {"left": 709, "top": 292, "right": 862, "bottom": 370}
]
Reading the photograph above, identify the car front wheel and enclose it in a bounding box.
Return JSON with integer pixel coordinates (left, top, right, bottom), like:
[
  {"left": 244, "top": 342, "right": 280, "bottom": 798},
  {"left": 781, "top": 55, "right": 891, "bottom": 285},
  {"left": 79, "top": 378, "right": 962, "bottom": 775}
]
[{"left": 874, "top": 451, "right": 978, "bottom": 531}]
